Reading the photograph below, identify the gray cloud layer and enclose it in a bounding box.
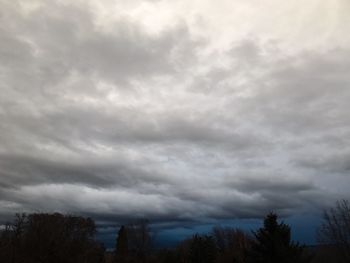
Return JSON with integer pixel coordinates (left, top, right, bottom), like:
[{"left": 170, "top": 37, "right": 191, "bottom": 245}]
[{"left": 0, "top": 0, "right": 349, "bottom": 230}]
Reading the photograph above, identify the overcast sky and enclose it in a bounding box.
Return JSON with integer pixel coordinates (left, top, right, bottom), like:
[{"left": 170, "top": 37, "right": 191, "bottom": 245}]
[{"left": 1, "top": 0, "right": 350, "bottom": 242}]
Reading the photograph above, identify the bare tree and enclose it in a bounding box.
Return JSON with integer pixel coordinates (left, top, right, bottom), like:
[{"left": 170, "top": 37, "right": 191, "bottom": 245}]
[
  {"left": 126, "top": 219, "right": 155, "bottom": 263},
  {"left": 212, "top": 226, "right": 252, "bottom": 263},
  {"left": 115, "top": 225, "right": 128, "bottom": 263},
  {"left": 0, "top": 213, "right": 105, "bottom": 263},
  {"left": 318, "top": 199, "right": 350, "bottom": 262}
]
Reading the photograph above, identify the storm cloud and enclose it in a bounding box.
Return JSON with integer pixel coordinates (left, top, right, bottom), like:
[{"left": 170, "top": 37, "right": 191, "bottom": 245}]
[{"left": 0, "top": 0, "right": 349, "bottom": 235}]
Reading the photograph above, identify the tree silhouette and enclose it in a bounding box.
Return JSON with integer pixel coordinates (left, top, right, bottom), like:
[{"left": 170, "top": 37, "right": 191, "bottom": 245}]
[
  {"left": 318, "top": 199, "right": 350, "bottom": 263},
  {"left": 126, "top": 219, "right": 154, "bottom": 263},
  {"left": 212, "top": 226, "right": 252, "bottom": 263},
  {"left": 249, "top": 212, "right": 311, "bottom": 263},
  {"left": 0, "top": 213, "right": 105, "bottom": 263},
  {"left": 189, "top": 234, "right": 217, "bottom": 263},
  {"left": 115, "top": 225, "right": 128, "bottom": 263}
]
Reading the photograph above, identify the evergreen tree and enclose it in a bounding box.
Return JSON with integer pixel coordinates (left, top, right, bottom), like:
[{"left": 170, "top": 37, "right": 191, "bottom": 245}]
[{"left": 249, "top": 213, "right": 312, "bottom": 263}]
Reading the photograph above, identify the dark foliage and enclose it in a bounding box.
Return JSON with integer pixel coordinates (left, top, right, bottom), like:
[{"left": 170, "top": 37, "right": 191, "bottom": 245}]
[
  {"left": 212, "top": 226, "right": 253, "bottom": 263},
  {"left": 154, "top": 249, "right": 179, "bottom": 263},
  {"left": 126, "top": 219, "right": 154, "bottom": 263},
  {"left": 0, "top": 213, "right": 105, "bottom": 263},
  {"left": 189, "top": 234, "right": 217, "bottom": 263},
  {"left": 115, "top": 225, "right": 128, "bottom": 263},
  {"left": 317, "top": 199, "right": 350, "bottom": 263},
  {"left": 1, "top": 211, "right": 342, "bottom": 263},
  {"left": 249, "top": 213, "right": 312, "bottom": 263}
]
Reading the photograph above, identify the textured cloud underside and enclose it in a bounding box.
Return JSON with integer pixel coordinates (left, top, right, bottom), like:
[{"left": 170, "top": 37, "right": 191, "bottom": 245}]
[{"left": 0, "top": 0, "right": 349, "bottom": 227}]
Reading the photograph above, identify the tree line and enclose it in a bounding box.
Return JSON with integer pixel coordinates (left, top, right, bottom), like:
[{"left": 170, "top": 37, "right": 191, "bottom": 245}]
[
  {"left": 111, "top": 213, "right": 312, "bottom": 263},
  {"left": 0, "top": 200, "right": 349, "bottom": 263},
  {"left": 0, "top": 213, "right": 105, "bottom": 263}
]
